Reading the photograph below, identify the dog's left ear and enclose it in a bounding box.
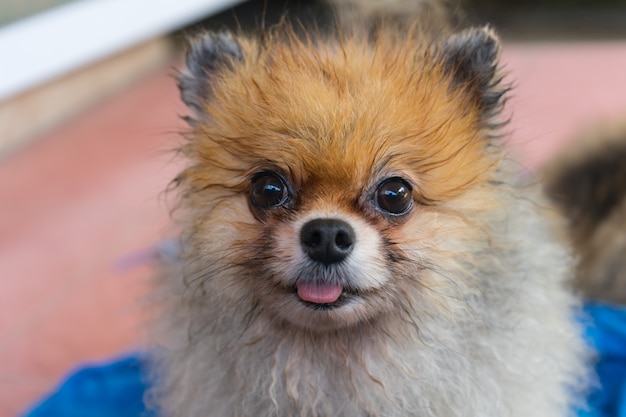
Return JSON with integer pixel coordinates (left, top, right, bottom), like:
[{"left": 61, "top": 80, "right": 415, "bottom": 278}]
[
  {"left": 178, "top": 32, "right": 244, "bottom": 120},
  {"left": 438, "top": 26, "right": 505, "bottom": 119}
]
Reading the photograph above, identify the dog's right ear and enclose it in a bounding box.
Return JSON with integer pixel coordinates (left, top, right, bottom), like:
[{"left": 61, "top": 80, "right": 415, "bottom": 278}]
[
  {"left": 437, "top": 26, "right": 504, "bottom": 122},
  {"left": 178, "top": 32, "right": 244, "bottom": 118}
]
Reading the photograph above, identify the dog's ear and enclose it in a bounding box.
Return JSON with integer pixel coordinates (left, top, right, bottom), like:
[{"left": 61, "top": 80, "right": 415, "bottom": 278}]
[
  {"left": 178, "top": 32, "right": 244, "bottom": 118},
  {"left": 438, "top": 26, "right": 505, "bottom": 120}
]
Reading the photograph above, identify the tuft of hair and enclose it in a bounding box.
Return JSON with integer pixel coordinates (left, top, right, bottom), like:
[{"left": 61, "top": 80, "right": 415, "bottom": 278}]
[{"left": 544, "top": 119, "right": 626, "bottom": 303}]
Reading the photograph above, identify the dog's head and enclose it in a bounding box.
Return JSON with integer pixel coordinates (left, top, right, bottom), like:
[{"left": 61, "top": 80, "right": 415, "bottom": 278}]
[{"left": 174, "top": 26, "right": 507, "bottom": 332}]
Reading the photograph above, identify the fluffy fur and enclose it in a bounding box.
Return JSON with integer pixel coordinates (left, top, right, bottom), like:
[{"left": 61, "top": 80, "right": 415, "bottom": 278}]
[
  {"left": 150, "top": 11, "right": 590, "bottom": 417},
  {"left": 544, "top": 120, "right": 626, "bottom": 304}
]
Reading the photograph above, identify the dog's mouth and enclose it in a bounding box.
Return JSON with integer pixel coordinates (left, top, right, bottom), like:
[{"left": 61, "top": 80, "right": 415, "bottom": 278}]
[{"left": 290, "top": 281, "right": 358, "bottom": 310}]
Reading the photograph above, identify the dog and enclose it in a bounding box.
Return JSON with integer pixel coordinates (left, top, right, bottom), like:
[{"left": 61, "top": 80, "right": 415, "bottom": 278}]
[
  {"left": 150, "top": 3, "right": 590, "bottom": 416},
  {"left": 544, "top": 120, "right": 626, "bottom": 305}
]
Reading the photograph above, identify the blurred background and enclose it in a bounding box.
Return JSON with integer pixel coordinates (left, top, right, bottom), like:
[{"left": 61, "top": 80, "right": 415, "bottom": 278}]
[{"left": 1, "top": 0, "right": 626, "bottom": 415}]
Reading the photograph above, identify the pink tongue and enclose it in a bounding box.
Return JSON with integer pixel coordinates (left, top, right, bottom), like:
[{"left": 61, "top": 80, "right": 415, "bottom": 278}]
[{"left": 297, "top": 282, "right": 343, "bottom": 304}]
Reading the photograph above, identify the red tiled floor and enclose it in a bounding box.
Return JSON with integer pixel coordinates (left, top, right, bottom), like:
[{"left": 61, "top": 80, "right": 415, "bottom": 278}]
[
  {"left": 1, "top": 41, "right": 626, "bottom": 416},
  {"left": 0, "top": 65, "right": 186, "bottom": 416}
]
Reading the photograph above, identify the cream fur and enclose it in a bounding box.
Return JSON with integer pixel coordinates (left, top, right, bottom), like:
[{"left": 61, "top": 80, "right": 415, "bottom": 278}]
[{"left": 151, "top": 167, "right": 589, "bottom": 417}]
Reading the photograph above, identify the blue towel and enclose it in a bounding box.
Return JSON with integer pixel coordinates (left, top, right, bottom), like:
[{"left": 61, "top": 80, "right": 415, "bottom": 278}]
[
  {"left": 23, "top": 303, "right": 626, "bottom": 417},
  {"left": 581, "top": 304, "right": 626, "bottom": 417},
  {"left": 23, "top": 355, "right": 155, "bottom": 417}
]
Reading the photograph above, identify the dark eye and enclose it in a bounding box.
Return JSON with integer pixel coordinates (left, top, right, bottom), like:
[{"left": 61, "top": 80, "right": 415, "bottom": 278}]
[
  {"left": 250, "top": 172, "right": 290, "bottom": 210},
  {"left": 375, "top": 178, "right": 413, "bottom": 215}
]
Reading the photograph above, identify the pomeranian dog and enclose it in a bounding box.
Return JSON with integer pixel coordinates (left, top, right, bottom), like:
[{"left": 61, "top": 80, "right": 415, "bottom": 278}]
[
  {"left": 545, "top": 120, "right": 626, "bottom": 304},
  {"left": 150, "top": 2, "right": 590, "bottom": 416}
]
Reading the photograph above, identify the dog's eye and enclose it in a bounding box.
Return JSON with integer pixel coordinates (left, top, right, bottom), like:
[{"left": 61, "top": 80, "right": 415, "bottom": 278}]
[
  {"left": 250, "top": 173, "right": 290, "bottom": 209},
  {"left": 375, "top": 178, "right": 413, "bottom": 215}
]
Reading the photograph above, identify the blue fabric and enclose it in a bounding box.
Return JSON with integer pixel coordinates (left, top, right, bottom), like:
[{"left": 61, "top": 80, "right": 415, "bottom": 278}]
[
  {"left": 22, "top": 303, "right": 626, "bottom": 417},
  {"left": 23, "top": 355, "right": 155, "bottom": 417},
  {"left": 581, "top": 303, "right": 626, "bottom": 417}
]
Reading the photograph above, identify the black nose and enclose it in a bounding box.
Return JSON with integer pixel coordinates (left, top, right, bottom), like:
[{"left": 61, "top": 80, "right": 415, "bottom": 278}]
[{"left": 300, "top": 218, "right": 355, "bottom": 265}]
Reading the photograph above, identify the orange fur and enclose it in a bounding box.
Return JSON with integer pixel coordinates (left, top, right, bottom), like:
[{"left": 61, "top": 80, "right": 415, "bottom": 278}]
[{"left": 180, "top": 28, "right": 498, "bottom": 210}]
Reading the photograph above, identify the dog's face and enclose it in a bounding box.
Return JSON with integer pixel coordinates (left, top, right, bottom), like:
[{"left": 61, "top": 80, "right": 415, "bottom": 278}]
[
  {"left": 176, "top": 27, "right": 505, "bottom": 332},
  {"left": 244, "top": 161, "right": 414, "bottom": 330}
]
